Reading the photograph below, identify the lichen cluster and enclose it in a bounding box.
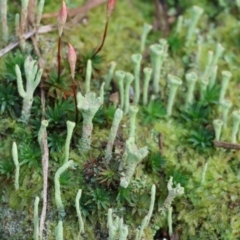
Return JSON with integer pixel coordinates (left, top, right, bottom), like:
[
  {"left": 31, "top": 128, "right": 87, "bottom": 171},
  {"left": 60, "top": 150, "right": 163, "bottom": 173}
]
[{"left": 1, "top": 1, "right": 240, "bottom": 240}]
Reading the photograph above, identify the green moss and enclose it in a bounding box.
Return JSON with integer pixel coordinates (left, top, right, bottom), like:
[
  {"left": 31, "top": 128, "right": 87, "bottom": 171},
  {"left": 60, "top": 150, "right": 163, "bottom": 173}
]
[{"left": 2, "top": 0, "right": 240, "bottom": 239}]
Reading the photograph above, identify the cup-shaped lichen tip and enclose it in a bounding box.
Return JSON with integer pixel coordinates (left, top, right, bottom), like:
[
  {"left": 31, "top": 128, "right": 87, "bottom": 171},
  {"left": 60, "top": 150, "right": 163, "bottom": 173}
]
[
  {"left": 149, "top": 44, "right": 162, "bottom": 56},
  {"left": 192, "top": 5, "right": 204, "bottom": 15},
  {"left": 232, "top": 110, "right": 240, "bottom": 122},
  {"left": 168, "top": 74, "right": 182, "bottom": 86},
  {"left": 186, "top": 71, "right": 197, "bottom": 82},
  {"left": 131, "top": 53, "right": 142, "bottom": 64},
  {"left": 115, "top": 70, "right": 125, "bottom": 80},
  {"left": 222, "top": 70, "right": 232, "bottom": 79}
]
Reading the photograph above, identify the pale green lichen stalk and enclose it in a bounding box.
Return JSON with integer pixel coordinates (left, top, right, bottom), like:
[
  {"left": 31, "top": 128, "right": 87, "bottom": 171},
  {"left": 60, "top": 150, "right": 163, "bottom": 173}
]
[
  {"left": 1, "top": 0, "right": 9, "bottom": 43},
  {"left": 211, "top": 43, "right": 225, "bottom": 68},
  {"left": 149, "top": 43, "right": 165, "bottom": 94},
  {"left": 135, "top": 184, "right": 156, "bottom": 240},
  {"left": 135, "top": 216, "right": 148, "bottom": 240},
  {"left": 124, "top": 72, "right": 134, "bottom": 114},
  {"left": 185, "top": 6, "right": 204, "bottom": 47},
  {"left": 34, "top": 196, "right": 40, "bottom": 240},
  {"left": 38, "top": 120, "right": 48, "bottom": 146},
  {"left": 140, "top": 23, "right": 152, "bottom": 52},
  {"left": 131, "top": 54, "right": 142, "bottom": 104},
  {"left": 119, "top": 221, "right": 128, "bottom": 240},
  {"left": 185, "top": 71, "right": 197, "bottom": 107},
  {"left": 36, "top": 0, "right": 45, "bottom": 29},
  {"left": 200, "top": 78, "right": 208, "bottom": 100},
  {"left": 202, "top": 51, "right": 213, "bottom": 81},
  {"left": 55, "top": 220, "right": 63, "bottom": 240},
  {"left": 15, "top": 56, "right": 43, "bottom": 122},
  {"left": 196, "top": 40, "right": 202, "bottom": 66},
  {"left": 105, "top": 108, "right": 123, "bottom": 163},
  {"left": 105, "top": 61, "right": 117, "bottom": 90},
  {"left": 209, "top": 65, "right": 218, "bottom": 89},
  {"left": 167, "top": 74, "right": 182, "bottom": 116},
  {"left": 231, "top": 110, "right": 240, "bottom": 144},
  {"left": 146, "top": 184, "right": 156, "bottom": 226},
  {"left": 12, "top": 142, "right": 20, "bottom": 190},
  {"left": 21, "top": 0, "right": 29, "bottom": 11},
  {"left": 77, "top": 84, "right": 104, "bottom": 152},
  {"left": 20, "top": 0, "right": 30, "bottom": 50},
  {"left": 15, "top": 13, "right": 20, "bottom": 38},
  {"left": 120, "top": 138, "right": 148, "bottom": 188},
  {"left": 54, "top": 160, "right": 75, "bottom": 217},
  {"left": 213, "top": 119, "right": 223, "bottom": 141},
  {"left": 115, "top": 70, "right": 125, "bottom": 109},
  {"left": 129, "top": 106, "right": 138, "bottom": 141},
  {"left": 76, "top": 189, "right": 84, "bottom": 234},
  {"left": 159, "top": 38, "right": 168, "bottom": 53},
  {"left": 64, "top": 121, "right": 76, "bottom": 163},
  {"left": 143, "top": 67, "right": 153, "bottom": 106},
  {"left": 108, "top": 208, "right": 120, "bottom": 240},
  {"left": 108, "top": 208, "right": 129, "bottom": 240},
  {"left": 221, "top": 99, "right": 232, "bottom": 128},
  {"left": 168, "top": 206, "right": 173, "bottom": 237},
  {"left": 159, "top": 176, "right": 184, "bottom": 215},
  {"left": 219, "top": 71, "right": 232, "bottom": 103},
  {"left": 175, "top": 15, "right": 183, "bottom": 34},
  {"left": 85, "top": 59, "right": 92, "bottom": 93},
  {"left": 236, "top": 0, "right": 240, "bottom": 7}
]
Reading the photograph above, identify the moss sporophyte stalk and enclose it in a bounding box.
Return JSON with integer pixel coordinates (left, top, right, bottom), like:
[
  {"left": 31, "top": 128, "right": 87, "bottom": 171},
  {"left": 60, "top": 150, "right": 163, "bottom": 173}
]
[{"left": 2, "top": 0, "right": 240, "bottom": 239}]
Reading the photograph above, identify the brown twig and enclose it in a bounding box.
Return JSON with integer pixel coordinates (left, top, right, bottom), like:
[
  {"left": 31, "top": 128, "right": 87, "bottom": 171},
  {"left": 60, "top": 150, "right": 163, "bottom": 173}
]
[
  {"left": 158, "top": 133, "right": 164, "bottom": 155},
  {"left": 42, "top": 0, "right": 107, "bottom": 20},
  {"left": 0, "top": 0, "right": 106, "bottom": 58},
  {"left": 0, "top": 24, "right": 55, "bottom": 58},
  {"left": 153, "top": 0, "right": 169, "bottom": 37},
  {"left": 39, "top": 93, "right": 49, "bottom": 240},
  {"left": 31, "top": 28, "right": 49, "bottom": 240},
  {"left": 213, "top": 140, "right": 240, "bottom": 150}
]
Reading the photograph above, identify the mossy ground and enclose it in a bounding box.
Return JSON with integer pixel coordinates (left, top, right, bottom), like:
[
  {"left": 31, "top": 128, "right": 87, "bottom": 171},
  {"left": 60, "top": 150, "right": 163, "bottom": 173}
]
[{"left": 1, "top": 1, "right": 240, "bottom": 240}]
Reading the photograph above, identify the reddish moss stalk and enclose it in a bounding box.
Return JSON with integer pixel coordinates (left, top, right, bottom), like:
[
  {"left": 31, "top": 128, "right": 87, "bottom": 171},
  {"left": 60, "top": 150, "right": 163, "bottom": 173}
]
[
  {"left": 57, "top": 1, "right": 67, "bottom": 81},
  {"left": 57, "top": 36, "right": 61, "bottom": 81},
  {"left": 92, "top": 0, "right": 116, "bottom": 58},
  {"left": 92, "top": 21, "right": 109, "bottom": 58},
  {"left": 68, "top": 43, "right": 78, "bottom": 123}
]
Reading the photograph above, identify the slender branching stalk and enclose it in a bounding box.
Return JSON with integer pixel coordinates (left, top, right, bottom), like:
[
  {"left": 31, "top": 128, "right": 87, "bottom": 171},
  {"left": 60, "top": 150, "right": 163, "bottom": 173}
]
[
  {"left": 76, "top": 189, "right": 85, "bottom": 234},
  {"left": 54, "top": 160, "right": 75, "bottom": 217}
]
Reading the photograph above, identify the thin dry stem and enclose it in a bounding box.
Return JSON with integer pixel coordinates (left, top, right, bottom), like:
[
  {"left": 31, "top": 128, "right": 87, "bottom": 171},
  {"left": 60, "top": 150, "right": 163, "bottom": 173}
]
[
  {"left": 0, "top": 24, "right": 55, "bottom": 58},
  {"left": 214, "top": 140, "right": 240, "bottom": 150},
  {"left": 31, "top": 32, "right": 49, "bottom": 240}
]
